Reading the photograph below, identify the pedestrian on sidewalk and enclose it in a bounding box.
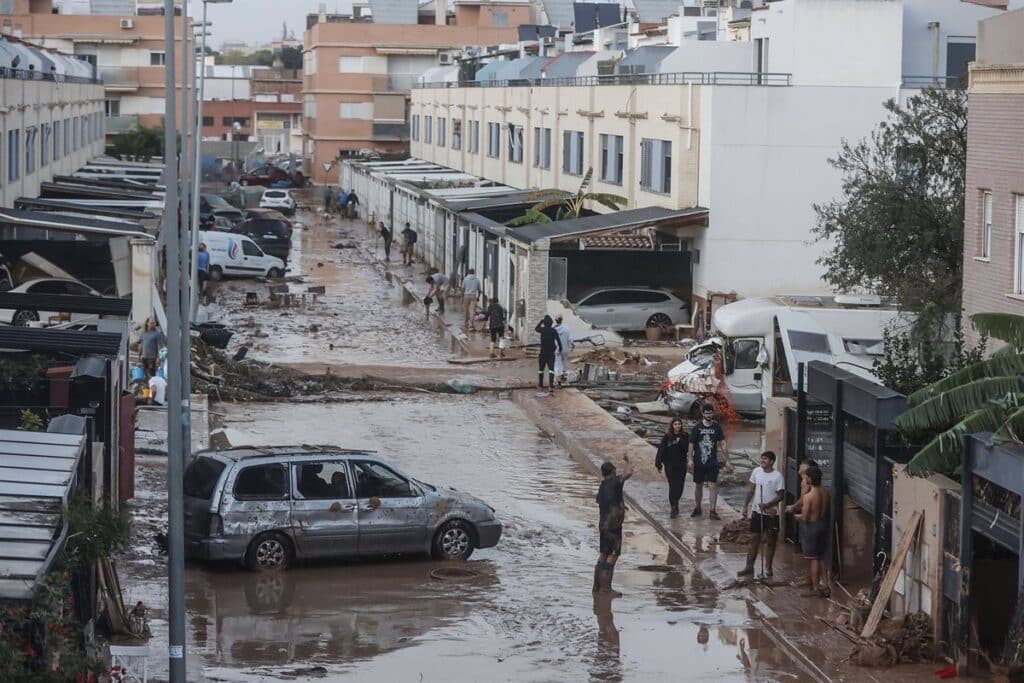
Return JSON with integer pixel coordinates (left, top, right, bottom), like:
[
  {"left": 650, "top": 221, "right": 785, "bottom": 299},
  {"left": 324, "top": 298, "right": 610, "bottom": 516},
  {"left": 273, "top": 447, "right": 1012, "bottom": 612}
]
[
  {"left": 401, "top": 222, "right": 418, "bottom": 265},
  {"left": 786, "top": 458, "right": 831, "bottom": 590},
  {"left": 344, "top": 189, "right": 359, "bottom": 219},
  {"left": 426, "top": 272, "right": 449, "bottom": 313},
  {"left": 738, "top": 451, "right": 786, "bottom": 580},
  {"left": 197, "top": 243, "right": 210, "bottom": 301},
  {"left": 655, "top": 418, "right": 688, "bottom": 518},
  {"left": 379, "top": 222, "right": 393, "bottom": 261},
  {"left": 553, "top": 315, "right": 573, "bottom": 385},
  {"left": 461, "top": 269, "right": 481, "bottom": 331},
  {"left": 486, "top": 297, "right": 506, "bottom": 358},
  {"left": 139, "top": 318, "right": 164, "bottom": 377},
  {"left": 594, "top": 456, "right": 633, "bottom": 595},
  {"left": 688, "top": 403, "right": 728, "bottom": 519},
  {"left": 535, "top": 315, "right": 563, "bottom": 391},
  {"left": 794, "top": 464, "right": 831, "bottom": 597}
]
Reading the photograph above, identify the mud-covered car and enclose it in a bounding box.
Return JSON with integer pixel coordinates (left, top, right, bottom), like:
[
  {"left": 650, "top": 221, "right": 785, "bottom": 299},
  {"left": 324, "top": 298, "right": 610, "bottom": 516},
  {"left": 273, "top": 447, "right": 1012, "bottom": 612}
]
[{"left": 183, "top": 445, "right": 502, "bottom": 570}]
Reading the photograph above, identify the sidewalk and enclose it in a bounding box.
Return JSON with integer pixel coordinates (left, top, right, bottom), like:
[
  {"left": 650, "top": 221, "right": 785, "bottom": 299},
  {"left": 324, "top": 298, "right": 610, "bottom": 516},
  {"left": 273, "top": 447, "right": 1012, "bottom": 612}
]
[{"left": 514, "top": 388, "right": 939, "bottom": 683}]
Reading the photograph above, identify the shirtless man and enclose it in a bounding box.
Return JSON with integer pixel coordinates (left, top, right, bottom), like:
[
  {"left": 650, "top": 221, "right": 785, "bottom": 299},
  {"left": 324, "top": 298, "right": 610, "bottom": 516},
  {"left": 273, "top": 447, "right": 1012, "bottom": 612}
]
[{"left": 794, "top": 464, "right": 830, "bottom": 597}]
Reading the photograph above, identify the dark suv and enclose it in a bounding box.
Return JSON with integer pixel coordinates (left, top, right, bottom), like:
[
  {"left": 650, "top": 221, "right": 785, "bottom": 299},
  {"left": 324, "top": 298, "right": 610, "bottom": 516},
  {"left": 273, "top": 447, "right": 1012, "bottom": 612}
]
[
  {"left": 231, "top": 218, "right": 291, "bottom": 261},
  {"left": 200, "top": 194, "right": 244, "bottom": 228}
]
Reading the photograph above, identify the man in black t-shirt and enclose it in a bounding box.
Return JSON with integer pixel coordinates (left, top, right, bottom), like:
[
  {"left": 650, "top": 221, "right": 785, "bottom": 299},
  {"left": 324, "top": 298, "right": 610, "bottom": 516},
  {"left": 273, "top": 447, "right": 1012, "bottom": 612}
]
[
  {"left": 485, "top": 298, "right": 506, "bottom": 358},
  {"left": 594, "top": 456, "right": 633, "bottom": 595},
  {"left": 689, "top": 404, "right": 729, "bottom": 520}
]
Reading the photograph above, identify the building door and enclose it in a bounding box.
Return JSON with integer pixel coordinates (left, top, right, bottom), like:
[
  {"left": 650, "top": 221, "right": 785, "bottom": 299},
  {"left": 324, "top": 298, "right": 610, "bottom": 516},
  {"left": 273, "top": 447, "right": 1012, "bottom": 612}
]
[{"left": 548, "top": 257, "right": 567, "bottom": 301}]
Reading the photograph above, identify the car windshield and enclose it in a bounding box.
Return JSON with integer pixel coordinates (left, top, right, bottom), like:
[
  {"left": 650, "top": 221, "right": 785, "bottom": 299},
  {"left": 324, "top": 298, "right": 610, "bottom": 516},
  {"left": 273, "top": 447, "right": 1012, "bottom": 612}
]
[
  {"left": 688, "top": 342, "right": 721, "bottom": 368},
  {"left": 264, "top": 191, "right": 285, "bottom": 198},
  {"left": 205, "top": 195, "right": 231, "bottom": 208}
]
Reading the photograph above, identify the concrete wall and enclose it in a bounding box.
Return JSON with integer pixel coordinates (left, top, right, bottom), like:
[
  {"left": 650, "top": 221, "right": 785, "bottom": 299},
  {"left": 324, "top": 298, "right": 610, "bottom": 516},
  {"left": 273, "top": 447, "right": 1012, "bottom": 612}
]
[
  {"left": 901, "top": 0, "right": 1011, "bottom": 81},
  {"left": 977, "top": 6, "right": 1024, "bottom": 65},
  {"left": 0, "top": 76, "right": 106, "bottom": 208}
]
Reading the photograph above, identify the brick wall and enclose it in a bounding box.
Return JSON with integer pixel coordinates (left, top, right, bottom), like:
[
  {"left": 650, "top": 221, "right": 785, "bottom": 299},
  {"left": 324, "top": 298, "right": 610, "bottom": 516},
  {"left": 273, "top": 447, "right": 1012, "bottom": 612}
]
[
  {"left": 524, "top": 240, "right": 549, "bottom": 344},
  {"left": 962, "top": 89, "right": 1024, "bottom": 347}
]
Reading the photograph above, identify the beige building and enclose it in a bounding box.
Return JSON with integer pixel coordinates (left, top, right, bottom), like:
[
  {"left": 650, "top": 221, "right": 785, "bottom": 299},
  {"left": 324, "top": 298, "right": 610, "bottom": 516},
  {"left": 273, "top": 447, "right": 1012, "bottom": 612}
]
[
  {"left": 962, "top": 7, "right": 1024, "bottom": 346},
  {"left": 301, "top": 1, "right": 527, "bottom": 184},
  {"left": 2, "top": 0, "right": 189, "bottom": 136}
]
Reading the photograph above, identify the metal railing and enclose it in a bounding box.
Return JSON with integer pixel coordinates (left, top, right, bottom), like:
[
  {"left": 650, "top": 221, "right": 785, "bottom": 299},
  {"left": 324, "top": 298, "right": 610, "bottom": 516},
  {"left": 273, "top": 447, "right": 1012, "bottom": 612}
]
[
  {"left": 0, "top": 67, "right": 101, "bottom": 85},
  {"left": 901, "top": 75, "right": 967, "bottom": 90},
  {"left": 99, "top": 66, "right": 141, "bottom": 88},
  {"left": 372, "top": 73, "right": 421, "bottom": 92},
  {"left": 414, "top": 71, "right": 792, "bottom": 89}
]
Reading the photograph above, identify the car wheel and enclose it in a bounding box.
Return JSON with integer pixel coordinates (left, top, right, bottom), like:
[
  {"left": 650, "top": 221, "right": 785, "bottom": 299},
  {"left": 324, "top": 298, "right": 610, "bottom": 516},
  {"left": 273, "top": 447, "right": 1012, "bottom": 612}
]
[
  {"left": 267, "top": 267, "right": 283, "bottom": 279},
  {"left": 647, "top": 313, "right": 673, "bottom": 328},
  {"left": 209, "top": 266, "right": 224, "bottom": 281},
  {"left": 12, "top": 309, "right": 39, "bottom": 326},
  {"left": 245, "top": 532, "right": 293, "bottom": 571},
  {"left": 432, "top": 520, "right": 474, "bottom": 561}
]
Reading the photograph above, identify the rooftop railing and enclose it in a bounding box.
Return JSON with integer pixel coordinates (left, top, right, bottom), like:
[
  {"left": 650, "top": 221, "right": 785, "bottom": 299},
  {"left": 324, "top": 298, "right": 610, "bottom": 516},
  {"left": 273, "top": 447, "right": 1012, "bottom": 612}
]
[
  {"left": 0, "top": 67, "right": 101, "bottom": 85},
  {"left": 901, "top": 75, "right": 967, "bottom": 89},
  {"left": 415, "top": 71, "right": 792, "bottom": 89}
]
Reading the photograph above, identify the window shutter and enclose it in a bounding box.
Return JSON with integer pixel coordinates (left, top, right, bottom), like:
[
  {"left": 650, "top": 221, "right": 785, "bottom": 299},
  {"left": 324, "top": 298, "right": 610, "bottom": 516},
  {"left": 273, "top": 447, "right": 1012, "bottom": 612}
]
[
  {"left": 640, "top": 139, "right": 651, "bottom": 189},
  {"left": 563, "top": 130, "right": 571, "bottom": 173}
]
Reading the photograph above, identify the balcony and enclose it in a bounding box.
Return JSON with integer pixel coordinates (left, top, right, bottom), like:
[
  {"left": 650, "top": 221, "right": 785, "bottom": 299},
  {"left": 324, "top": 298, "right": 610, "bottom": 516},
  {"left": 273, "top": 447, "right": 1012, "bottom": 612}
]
[
  {"left": 99, "top": 67, "right": 140, "bottom": 91},
  {"left": 105, "top": 115, "right": 140, "bottom": 134},
  {"left": 372, "top": 123, "right": 409, "bottom": 141},
  {"left": 414, "top": 71, "right": 793, "bottom": 89},
  {"left": 372, "top": 74, "right": 419, "bottom": 93}
]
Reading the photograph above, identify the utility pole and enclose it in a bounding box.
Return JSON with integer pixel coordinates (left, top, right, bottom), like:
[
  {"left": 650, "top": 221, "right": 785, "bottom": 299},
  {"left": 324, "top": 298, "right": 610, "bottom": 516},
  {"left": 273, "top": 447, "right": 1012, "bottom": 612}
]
[
  {"left": 178, "top": 0, "right": 194, "bottom": 582},
  {"left": 190, "top": 3, "right": 212, "bottom": 319},
  {"left": 161, "top": 0, "right": 186, "bottom": 680}
]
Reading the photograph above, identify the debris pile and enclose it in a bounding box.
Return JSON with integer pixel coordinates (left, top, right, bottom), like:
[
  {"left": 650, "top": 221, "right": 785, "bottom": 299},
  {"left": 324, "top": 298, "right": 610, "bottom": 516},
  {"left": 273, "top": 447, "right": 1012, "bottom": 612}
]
[
  {"left": 852, "top": 613, "right": 934, "bottom": 666},
  {"left": 718, "top": 518, "right": 754, "bottom": 545}
]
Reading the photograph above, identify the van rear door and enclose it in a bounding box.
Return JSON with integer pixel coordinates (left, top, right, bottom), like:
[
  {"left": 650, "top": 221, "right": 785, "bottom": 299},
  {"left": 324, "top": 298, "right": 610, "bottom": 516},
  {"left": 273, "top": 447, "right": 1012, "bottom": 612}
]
[{"left": 183, "top": 455, "right": 228, "bottom": 541}]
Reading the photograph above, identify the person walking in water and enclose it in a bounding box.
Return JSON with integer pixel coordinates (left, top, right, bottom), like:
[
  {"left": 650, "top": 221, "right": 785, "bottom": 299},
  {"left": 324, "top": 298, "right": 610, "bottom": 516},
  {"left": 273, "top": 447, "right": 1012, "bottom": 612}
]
[
  {"left": 535, "top": 315, "right": 563, "bottom": 391},
  {"left": 656, "top": 418, "right": 688, "bottom": 518},
  {"left": 461, "top": 268, "right": 481, "bottom": 331},
  {"left": 553, "top": 315, "right": 573, "bottom": 385},
  {"left": 594, "top": 456, "right": 633, "bottom": 595},
  {"left": 688, "top": 404, "right": 728, "bottom": 519},
  {"left": 486, "top": 297, "right": 506, "bottom": 358},
  {"left": 738, "top": 451, "right": 786, "bottom": 580},
  {"left": 794, "top": 464, "right": 831, "bottom": 596},
  {"left": 378, "top": 222, "right": 393, "bottom": 261}
]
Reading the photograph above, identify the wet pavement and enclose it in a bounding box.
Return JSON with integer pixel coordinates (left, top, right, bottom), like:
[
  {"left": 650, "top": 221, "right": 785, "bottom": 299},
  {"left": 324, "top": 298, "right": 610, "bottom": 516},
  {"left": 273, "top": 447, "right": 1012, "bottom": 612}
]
[{"left": 122, "top": 398, "right": 802, "bottom": 682}]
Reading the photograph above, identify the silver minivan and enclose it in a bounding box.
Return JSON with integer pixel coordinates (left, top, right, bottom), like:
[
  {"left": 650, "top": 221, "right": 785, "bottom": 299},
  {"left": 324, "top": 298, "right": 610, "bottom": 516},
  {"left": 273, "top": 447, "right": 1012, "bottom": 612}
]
[{"left": 183, "top": 445, "right": 502, "bottom": 570}]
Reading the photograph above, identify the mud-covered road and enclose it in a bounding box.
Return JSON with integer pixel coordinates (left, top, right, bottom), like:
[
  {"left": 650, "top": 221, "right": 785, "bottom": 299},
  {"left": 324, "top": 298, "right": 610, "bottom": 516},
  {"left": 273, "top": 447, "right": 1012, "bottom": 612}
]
[{"left": 122, "top": 398, "right": 800, "bottom": 682}]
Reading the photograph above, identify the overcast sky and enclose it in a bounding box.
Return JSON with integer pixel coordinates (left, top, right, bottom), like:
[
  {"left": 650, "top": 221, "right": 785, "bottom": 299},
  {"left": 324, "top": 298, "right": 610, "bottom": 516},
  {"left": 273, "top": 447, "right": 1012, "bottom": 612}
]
[{"left": 195, "top": 0, "right": 352, "bottom": 50}]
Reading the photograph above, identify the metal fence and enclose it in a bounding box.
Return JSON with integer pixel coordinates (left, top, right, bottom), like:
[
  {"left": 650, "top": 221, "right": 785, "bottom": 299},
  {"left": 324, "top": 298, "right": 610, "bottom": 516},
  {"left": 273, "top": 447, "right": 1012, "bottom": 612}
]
[
  {"left": 0, "top": 67, "right": 100, "bottom": 85},
  {"left": 901, "top": 75, "right": 967, "bottom": 90},
  {"left": 415, "top": 71, "right": 791, "bottom": 90}
]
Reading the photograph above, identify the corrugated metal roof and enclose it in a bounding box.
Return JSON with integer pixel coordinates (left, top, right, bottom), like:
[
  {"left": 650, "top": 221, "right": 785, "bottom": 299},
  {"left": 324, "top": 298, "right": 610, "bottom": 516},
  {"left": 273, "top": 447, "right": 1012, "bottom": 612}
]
[
  {"left": 509, "top": 206, "right": 708, "bottom": 244},
  {"left": 0, "top": 208, "right": 150, "bottom": 238},
  {"left": 0, "top": 327, "right": 125, "bottom": 356},
  {"left": 13, "top": 198, "right": 158, "bottom": 221},
  {"left": 39, "top": 182, "right": 157, "bottom": 201},
  {"left": 0, "top": 293, "right": 131, "bottom": 317},
  {"left": 0, "top": 429, "right": 84, "bottom": 601},
  {"left": 580, "top": 233, "right": 654, "bottom": 249}
]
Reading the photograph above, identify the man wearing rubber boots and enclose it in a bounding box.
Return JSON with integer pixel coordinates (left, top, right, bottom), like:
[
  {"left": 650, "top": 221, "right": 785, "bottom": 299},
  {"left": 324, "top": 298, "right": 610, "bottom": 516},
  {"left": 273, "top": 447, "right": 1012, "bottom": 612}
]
[{"left": 594, "top": 456, "right": 633, "bottom": 595}]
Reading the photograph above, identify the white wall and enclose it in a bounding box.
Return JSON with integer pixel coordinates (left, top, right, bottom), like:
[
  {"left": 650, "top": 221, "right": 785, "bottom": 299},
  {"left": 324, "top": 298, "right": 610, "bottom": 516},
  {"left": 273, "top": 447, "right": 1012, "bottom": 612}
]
[
  {"left": 900, "top": 0, "right": 1011, "bottom": 82},
  {"left": 660, "top": 41, "right": 755, "bottom": 73},
  {"left": 694, "top": 84, "right": 892, "bottom": 299}
]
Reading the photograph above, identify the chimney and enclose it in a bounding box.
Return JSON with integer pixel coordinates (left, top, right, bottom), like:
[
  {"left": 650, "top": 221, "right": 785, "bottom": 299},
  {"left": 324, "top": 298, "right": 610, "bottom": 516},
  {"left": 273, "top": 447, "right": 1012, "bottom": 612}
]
[{"left": 436, "top": 0, "right": 447, "bottom": 25}]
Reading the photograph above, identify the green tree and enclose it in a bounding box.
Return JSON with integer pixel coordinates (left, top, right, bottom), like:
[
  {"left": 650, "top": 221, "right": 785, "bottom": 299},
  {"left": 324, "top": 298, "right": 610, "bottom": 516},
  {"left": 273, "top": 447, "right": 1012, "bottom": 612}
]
[
  {"left": 107, "top": 124, "right": 165, "bottom": 161},
  {"left": 813, "top": 88, "right": 967, "bottom": 322},
  {"left": 506, "top": 168, "right": 627, "bottom": 226},
  {"left": 280, "top": 45, "right": 303, "bottom": 70}
]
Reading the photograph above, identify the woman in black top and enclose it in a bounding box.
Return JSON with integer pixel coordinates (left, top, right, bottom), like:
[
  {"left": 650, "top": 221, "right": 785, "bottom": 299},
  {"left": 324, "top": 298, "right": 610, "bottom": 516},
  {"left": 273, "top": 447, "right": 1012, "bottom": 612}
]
[{"left": 655, "top": 418, "right": 688, "bottom": 518}]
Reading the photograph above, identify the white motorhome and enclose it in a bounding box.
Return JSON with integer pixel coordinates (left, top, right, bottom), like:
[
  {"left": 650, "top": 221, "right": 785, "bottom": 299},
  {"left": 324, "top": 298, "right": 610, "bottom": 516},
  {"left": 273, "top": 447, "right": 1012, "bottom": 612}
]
[{"left": 665, "top": 296, "right": 911, "bottom": 417}]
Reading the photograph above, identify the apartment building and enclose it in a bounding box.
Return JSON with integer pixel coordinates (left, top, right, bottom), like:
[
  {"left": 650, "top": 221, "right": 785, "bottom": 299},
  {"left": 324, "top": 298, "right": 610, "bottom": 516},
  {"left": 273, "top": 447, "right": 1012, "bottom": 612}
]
[
  {"left": 962, "top": 7, "right": 1024, "bottom": 346},
  {"left": 198, "top": 63, "right": 302, "bottom": 155},
  {"left": 2, "top": 0, "right": 188, "bottom": 137},
  {"left": 0, "top": 38, "right": 106, "bottom": 208},
  {"left": 301, "top": 0, "right": 527, "bottom": 184},
  {"left": 411, "top": 0, "right": 1014, "bottom": 316}
]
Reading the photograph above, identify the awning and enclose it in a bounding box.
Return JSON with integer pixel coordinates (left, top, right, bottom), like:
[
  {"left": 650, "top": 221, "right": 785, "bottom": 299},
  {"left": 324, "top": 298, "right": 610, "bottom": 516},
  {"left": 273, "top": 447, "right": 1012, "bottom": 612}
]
[
  {"left": 0, "top": 208, "right": 151, "bottom": 239},
  {"left": 0, "top": 293, "right": 132, "bottom": 317},
  {"left": 61, "top": 35, "right": 139, "bottom": 45},
  {"left": 580, "top": 233, "right": 655, "bottom": 250},
  {"left": 0, "top": 327, "right": 125, "bottom": 356},
  {"left": 508, "top": 206, "right": 708, "bottom": 245},
  {"left": 375, "top": 47, "right": 439, "bottom": 56},
  {"left": 0, "top": 429, "right": 85, "bottom": 601}
]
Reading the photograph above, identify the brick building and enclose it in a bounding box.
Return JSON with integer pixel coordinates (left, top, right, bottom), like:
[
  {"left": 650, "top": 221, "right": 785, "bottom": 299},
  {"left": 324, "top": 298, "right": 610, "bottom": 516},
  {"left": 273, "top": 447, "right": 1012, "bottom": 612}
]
[{"left": 962, "top": 7, "right": 1024, "bottom": 346}]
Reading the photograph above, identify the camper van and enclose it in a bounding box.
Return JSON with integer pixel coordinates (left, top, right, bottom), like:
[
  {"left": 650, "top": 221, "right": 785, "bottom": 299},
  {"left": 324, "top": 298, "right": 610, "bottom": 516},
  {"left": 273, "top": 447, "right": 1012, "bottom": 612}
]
[
  {"left": 199, "top": 231, "right": 285, "bottom": 280},
  {"left": 664, "top": 296, "right": 911, "bottom": 417}
]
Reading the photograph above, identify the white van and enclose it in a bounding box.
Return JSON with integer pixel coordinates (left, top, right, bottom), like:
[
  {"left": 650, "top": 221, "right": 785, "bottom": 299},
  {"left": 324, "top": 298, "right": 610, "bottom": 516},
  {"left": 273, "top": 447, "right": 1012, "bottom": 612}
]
[
  {"left": 199, "top": 230, "right": 285, "bottom": 280},
  {"left": 664, "top": 296, "right": 912, "bottom": 417}
]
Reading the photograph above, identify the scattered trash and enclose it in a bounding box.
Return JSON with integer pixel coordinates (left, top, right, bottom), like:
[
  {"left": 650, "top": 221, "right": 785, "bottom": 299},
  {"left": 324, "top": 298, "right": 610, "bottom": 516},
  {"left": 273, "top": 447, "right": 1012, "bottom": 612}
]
[
  {"left": 719, "top": 518, "right": 754, "bottom": 545},
  {"left": 615, "top": 405, "right": 632, "bottom": 414},
  {"left": 444, "top": 379, "right": 477, "bottom": 394},
  {"left": 231, "top": 346, "right": 248, "bottom": 362},
  {"left": 852, "top": 613, "right": 934, "bottom": 666},
  {"left": 244, "top": 292, "right": 260, "bottom": 307}
]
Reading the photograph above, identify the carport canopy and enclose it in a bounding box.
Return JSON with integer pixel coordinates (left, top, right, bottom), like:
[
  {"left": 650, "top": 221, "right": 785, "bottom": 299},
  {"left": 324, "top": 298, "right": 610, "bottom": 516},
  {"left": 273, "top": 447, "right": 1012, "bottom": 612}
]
[{"left": 507, "top": 206, "right": 708, "bottom": 246}]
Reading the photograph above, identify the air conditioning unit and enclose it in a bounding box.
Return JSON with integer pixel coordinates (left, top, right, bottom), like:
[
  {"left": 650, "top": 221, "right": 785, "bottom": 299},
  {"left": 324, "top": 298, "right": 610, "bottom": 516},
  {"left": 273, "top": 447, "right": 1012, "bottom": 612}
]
[
  {"left": 438, "top": 52, "right": 453, "bottom": 65},
  {"left": 120, "top": 19, "right": 134, "bottom": 29}
]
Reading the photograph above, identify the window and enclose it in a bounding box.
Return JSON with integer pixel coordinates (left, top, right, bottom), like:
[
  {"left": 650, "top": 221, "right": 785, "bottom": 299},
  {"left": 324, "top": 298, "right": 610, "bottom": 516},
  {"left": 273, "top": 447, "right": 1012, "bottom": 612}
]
[
  {"left": 487, "top": 122, "right": 501, "bottom": 158},
  {"left": 7, "top": 129, "right": 19, "bottom": 182},
  {"left": 183, "top": 458, "right": 226, "bottom": 500},
  {"left": 981, "top": 190, "right": 993, "bottom": 258},
  {"left": 411, "top": 114, "right": 420, "bottom": 141},
  {"left": 640, "top": 138, "right": 672, "bottom": 193},
  {"left": 222, "top": 116, "right": 250, "bottom": 127},
  {"left": 303, "top": 94, "right": 316, "bottom": 118},
  {"left": 424, "top": 115, "right": 433, "bottom": 144},
  {"left": 241, "top": 240, "right": 263, "bottom": 257},
  {"left": 339, "top": 103, "right": 372, "bottom": 120},
  {"left": 600, "top": 134, "right": 623, "bottom": 184},
  {"left": 40, "top": 124, "right": 50, "bottom": 167},
  {"left": 508, "top": 124, "right": 523, "bottom": 163},
  {"left": 295, "top": 462, "right": 352, "bottom": 499},
  {"left": 339, "top": 56, "right": 364, "bottom": 73},
  {"left": 731, "top": 339, "right": 761, "bottom": 370},
  {"left": 533, "top": 126, "right": 551, "bottom": 169},
  {"left": 71, "top": 117, "right": 79, "bottom": 151},
  {"left": 562, "top": 130, "right": 584, "bottom": 175},
  {"left": 25, "top": 127, "right": 37, "bottom": 174},
  {"left": 452, "top": 119, "right": 461, "bottom": 150},
  {"left": 1015, "top": 195, "right": 1024, "bottom": 294},
  {"left": 304, "top": 50, "right": 317, "bottom": 76},
  {"left": 353, "top": 461, "right": 417, "bottom": 498},
  {"left": 787, "top": 330, "right": 831, "bottom": 354},
  {"left": 202, "top": 116, "right": 214, "bottom": 127},
  {"left": 438, "top": 117, "right": 446, "bottom": 147},
  {"left": 53, "top": 120, "right": 60, "bottom": 160},
  {"left": 233, "top": 464, "right": 289, "bottom": 500},
  {"left": 64, "top": 119, "right": 71, "bottom": 156},
  {"left": 150, "top": 51, "right": 166, "bottom": 66},
  {"left": 469, "top": 120, "right": 480, "bottom": 154}
]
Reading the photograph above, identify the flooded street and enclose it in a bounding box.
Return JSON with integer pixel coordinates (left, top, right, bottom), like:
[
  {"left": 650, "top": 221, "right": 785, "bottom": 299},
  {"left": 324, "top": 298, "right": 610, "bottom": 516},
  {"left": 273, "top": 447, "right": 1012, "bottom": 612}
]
[{"left": 122, "top": 398, "right": 800, "bottom": 682}]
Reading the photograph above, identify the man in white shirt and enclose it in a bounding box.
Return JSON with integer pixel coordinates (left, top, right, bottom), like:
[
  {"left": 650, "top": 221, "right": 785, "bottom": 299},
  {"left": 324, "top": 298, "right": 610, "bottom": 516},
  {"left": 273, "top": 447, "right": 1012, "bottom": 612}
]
[
  {"left": 553, "top": 315, "right": 573, "bottom": 384},
  {"left": 738, "top": 451, "right": 785, "bottom": 580},
  {"left": 461, "top": 269, "right": 481, "bottom": 330},
  {"left": 148, "top": 374, "right": 167, "bottom": 406}
]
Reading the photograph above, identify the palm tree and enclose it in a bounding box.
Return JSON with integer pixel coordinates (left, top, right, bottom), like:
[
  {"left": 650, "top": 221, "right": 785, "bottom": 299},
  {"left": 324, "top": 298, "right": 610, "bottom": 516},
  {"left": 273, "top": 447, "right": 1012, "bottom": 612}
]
[
  {"left": 505, "top": 168, "right": 628, "bottom": 227},
  {"left": 897, "top": 312, "right": 1024, "bottom": 476}
]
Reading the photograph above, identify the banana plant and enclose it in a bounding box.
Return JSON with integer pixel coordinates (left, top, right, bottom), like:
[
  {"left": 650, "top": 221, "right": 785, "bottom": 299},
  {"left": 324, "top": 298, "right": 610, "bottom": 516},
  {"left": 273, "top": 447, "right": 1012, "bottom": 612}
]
[
  {"left": 898, "top": 312, "right": 1024, "bottom": 475},
  {"left": 505, "top": 168, "right": 628, "bottom": 227}
]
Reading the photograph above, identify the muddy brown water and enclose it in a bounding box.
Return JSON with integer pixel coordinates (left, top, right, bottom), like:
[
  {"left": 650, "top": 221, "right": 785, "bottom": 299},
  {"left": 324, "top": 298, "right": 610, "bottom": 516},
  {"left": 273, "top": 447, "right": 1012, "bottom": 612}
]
[{"left": 121, "top": 398, "right": 804, "bottom": 682}]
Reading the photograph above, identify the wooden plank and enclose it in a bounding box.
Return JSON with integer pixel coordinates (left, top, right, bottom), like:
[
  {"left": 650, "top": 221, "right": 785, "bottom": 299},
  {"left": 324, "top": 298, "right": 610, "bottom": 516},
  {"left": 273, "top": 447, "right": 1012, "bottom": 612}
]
[{"left": 861, "top": 509, "right": 923, "bottom": 639}]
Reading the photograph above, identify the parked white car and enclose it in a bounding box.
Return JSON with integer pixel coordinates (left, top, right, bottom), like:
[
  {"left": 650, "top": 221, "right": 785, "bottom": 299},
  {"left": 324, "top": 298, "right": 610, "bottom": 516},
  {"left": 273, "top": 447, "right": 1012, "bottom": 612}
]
[
  {"left": 571, "top": 287, "right": 688, "bottom": 332},
  {"left": 0, "top": 278, "right": 102, "bottom": 326},
  {"left": 200, "top": 231, "right": 286, "bottom": 280},
  {"left": 259, "top": 189, "right": 296, "bottom": 216}
]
